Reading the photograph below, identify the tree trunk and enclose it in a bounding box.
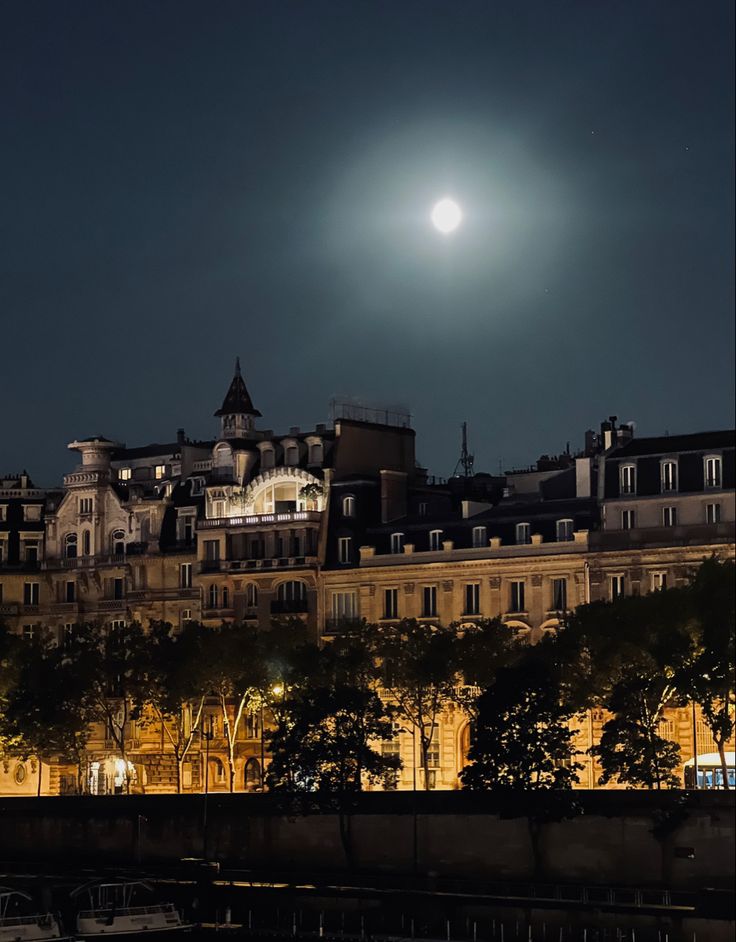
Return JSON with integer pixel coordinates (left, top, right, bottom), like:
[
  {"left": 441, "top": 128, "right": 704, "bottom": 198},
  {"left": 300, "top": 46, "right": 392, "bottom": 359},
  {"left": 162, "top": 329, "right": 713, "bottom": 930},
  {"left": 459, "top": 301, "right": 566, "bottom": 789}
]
[
  {"left": 716, "top": 739, "right": 730, "bottom": 790},
  {"left": 176, "top": 757, "right": 183, "bottom": 794}
]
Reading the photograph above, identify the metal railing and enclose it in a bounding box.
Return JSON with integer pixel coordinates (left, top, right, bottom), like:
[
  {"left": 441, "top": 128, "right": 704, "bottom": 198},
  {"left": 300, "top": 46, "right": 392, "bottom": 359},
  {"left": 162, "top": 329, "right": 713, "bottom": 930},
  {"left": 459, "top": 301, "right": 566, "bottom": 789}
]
[{"left": 199, "top": 510, "right": 321, "bottom": 530}]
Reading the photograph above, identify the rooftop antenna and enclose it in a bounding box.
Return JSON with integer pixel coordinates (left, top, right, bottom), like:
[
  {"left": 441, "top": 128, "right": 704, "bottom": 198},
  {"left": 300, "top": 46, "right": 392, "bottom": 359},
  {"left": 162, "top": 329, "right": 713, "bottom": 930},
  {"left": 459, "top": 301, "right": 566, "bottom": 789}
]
[{"left": 453, "top": 422, "right": 475, "bottom": 477}]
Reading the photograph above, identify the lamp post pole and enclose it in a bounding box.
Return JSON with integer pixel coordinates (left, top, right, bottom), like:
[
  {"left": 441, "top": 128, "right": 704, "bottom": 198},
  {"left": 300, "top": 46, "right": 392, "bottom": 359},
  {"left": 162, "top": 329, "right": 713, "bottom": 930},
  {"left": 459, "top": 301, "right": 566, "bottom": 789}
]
[
  {"left": 202, "top": 715, "right": 214, "bottom": 860},
  {"left": 691, "top": 700, "right": 699, "bottom": 789},
  {"left": 260, "top": 701, "right": 266, "bottom": 791}
]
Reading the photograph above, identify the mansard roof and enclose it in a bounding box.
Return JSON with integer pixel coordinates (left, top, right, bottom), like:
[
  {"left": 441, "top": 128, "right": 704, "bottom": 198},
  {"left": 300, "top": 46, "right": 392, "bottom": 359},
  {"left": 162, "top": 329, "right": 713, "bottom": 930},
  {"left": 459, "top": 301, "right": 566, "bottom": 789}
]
[
  {"left": 612, "top": 430, "right": 735, "bottom": 458},
  {"left": 214, "top": 357, "right": 262, "bottom": 418}
]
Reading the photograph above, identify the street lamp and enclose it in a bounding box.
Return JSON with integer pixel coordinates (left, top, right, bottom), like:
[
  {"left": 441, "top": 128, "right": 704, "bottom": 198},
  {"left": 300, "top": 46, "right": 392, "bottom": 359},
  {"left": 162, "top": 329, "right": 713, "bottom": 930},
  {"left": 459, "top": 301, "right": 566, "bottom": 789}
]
[{"left": 200, "top": 715, "right": 214, "bottom": 859}]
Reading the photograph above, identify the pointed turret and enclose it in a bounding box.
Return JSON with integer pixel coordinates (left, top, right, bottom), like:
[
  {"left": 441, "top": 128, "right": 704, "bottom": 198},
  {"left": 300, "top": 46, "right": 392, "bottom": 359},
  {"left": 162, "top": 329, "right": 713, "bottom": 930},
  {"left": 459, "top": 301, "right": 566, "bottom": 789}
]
[{"left": 215, "top": 357, "right": 261, "bottom": 439}]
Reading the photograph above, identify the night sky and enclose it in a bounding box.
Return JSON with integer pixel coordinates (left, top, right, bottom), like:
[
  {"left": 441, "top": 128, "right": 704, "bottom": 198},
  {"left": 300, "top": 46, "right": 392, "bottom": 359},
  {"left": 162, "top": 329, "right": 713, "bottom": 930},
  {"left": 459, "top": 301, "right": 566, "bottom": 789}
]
[{"left": 2, "top": 1, "right": 734, "bottom": 486}]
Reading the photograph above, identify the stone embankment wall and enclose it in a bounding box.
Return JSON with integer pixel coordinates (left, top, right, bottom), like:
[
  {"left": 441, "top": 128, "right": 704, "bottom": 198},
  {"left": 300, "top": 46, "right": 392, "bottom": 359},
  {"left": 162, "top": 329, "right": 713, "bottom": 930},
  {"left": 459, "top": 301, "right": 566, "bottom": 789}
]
[{"left": 0, "top": 790, "right": 732, "bottom": 891}]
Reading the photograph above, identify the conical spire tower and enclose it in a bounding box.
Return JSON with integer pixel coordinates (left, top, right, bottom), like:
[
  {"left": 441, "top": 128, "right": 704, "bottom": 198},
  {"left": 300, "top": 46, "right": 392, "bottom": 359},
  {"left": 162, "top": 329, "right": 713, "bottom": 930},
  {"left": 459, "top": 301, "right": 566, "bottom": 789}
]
[{"left": 215, "top": 357, "right": 261, "bottom": 439}]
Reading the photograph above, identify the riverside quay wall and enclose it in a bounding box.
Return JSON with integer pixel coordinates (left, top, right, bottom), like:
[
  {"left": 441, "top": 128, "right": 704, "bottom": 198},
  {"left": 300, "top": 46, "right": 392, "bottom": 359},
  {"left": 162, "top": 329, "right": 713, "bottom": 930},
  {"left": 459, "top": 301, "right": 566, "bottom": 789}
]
[{"left": 0, "top": 791, "right": 733, "bottom": 891}]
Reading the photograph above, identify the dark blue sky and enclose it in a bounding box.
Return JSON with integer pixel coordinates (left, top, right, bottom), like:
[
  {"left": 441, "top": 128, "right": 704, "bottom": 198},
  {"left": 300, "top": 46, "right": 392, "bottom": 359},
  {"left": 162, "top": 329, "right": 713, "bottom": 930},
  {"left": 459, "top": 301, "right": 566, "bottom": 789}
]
[{"left": 2, "top": 1, "right": 734, "bottom": 485}]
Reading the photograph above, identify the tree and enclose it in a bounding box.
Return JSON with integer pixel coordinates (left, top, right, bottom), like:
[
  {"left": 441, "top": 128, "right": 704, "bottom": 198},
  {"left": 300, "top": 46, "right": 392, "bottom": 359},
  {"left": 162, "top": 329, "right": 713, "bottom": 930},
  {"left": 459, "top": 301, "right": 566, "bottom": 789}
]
[
  {"left": 368, "top": 619, "right": 458, "bottom": 790},
  {"left": 677, "top": 557, "right": 736, "bottom": 789},
  {"left": 266, "top": 632, "right": 399, "bottom": 792},
  {"left": 0, "top": 628, "right": 95, "bottom": 793},
  {"left": 461, "top": 638, "right": 582, "bottom": 790},
  {"left": 145, "top": 621, "right": 211, "bottom": 793},
  {"left": 560, "top": 588, "right": 694, "bottom": 788},
  {"left": 591, "top": 677, "right": 681, "bottom": 788},
  {"left": 68, "top": 622, "right": 153, "bottom": 794},
  {"left": 452, "top": 618, "right": 520, "bottom": 718}
]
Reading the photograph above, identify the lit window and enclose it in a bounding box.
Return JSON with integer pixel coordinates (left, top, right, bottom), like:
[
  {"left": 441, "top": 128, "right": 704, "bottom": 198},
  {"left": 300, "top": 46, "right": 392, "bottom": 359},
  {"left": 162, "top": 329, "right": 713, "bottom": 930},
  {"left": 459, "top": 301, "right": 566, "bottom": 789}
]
[
  {"left": 704, "top": 455, "right": 722, "bottom": 488},
  {"left": 390, "top": 532, "right": 404, "bottom": 554},
  {"left": 180, "top": 563, "right": 192, "bottom": 589},
  {"left": 661, "top": 461, "right": 678, "bottom": 493},
  {"left": 422, "top": 585, "right": 438, "bottom": 617},
  {"left": 472, "top": 526, "right": 486, "bottom": 548},
  {"left": 383, "top": 588, "right": 398, "bottom": 619},
  {"left": 552, "top": 578, "right": 567, "bottom": 611},
  {"left": 338, "top": 536, "right": 352, "bottom": 564},
  {"left": 119, "top": 467, "right": 132, "bottom": 482},
  {"left": 181, "top": 609, "right": 192, "bottom": 623},
  {"left": 706, "top": 502, "right": 721, "bottom": 524},
  {"left": 556, "top": 519, "right": 574, "bottom": 542},
  {"left": 662, "top": 506, "right": 677, "bottom": 527},
  {"left": 610, "top": 574, "right": 625, "bottom": 601},
  {"left": 342, "top": 495, "right": 356, "bottom": 517},
  {"left": 464, "top": 583, "right": 480, "bottom": 616},
  {"left": 621, "top": 509, "right": 636, "bottom": 530},
  {"left": 330, "top": 591, "right": 358, "bottom": 621},
  {"left": 620, "top": 464, "right": 636, "bottom": 495},
  {"left": 429, "top": 530, "right": 443, "bottom": 551},
  {"left": 509, "top": 580, "right": 525, "bottom": 613},
  {"left": 154, "top": 465, "right": 165, "bottom": 480},
  {"left": 651, "top": 572, "right": 668, "bottom": 592}
]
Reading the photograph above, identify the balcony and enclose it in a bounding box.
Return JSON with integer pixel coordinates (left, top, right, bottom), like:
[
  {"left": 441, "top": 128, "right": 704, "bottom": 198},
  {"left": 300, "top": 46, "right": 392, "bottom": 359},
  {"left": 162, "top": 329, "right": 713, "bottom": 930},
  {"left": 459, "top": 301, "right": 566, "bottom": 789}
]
[
  {"left": 45, "top": 554, "right": 128, "bottom": 571},
  {"left": 225, "top": 555, "right": 318, "bottom": 572},
  {"left": 127, "top": 588, "right": 200, "bottom": 602},
  {"left": 50, "top": 602, "right": 79, "bottom": 615},
  {"left": 97, "top": 599, "right": 126, "bottom": 612},
  {"left": 271, "top": 599, "right": 309, "bottom": 615},
  {"left": 324, "top": 617, "right": 364, "bottom": 635},
  {"left": 199, "top": 510, "right": 321, "bottom": 530},
  {"left": 0, "top": 603, "right": 19, "bottom": 616}
]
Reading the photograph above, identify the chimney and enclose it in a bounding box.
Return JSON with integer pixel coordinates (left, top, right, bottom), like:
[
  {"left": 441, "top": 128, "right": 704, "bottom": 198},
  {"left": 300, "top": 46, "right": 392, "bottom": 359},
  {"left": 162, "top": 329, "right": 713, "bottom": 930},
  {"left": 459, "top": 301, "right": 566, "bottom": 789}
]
[
  {"left": 601, "top": 416, "right": 618, "bottom": 451},
  {"left": 575, "top": 457, "right": 592, "bottom": 498},
  {"left": 584, "top": 429, "right": 598, "bottom": 456},
  {"left": 380, "top": 470, "right": 407, "bottom": 523}
]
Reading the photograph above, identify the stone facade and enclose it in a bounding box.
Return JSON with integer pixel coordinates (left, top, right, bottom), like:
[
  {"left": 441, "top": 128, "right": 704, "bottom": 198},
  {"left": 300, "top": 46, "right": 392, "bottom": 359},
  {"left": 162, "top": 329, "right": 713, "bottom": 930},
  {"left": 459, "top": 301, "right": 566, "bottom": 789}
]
[{"left": 0, "top": 373, "right": 734, "bottom": 796}]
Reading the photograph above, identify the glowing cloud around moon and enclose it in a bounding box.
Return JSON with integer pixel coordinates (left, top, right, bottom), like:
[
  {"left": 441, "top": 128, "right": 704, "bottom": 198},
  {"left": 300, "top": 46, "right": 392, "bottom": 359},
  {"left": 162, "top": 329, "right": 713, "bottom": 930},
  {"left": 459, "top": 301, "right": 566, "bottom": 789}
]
[{"left": 431, "top": 198, "right": 462, "bottom": 233}]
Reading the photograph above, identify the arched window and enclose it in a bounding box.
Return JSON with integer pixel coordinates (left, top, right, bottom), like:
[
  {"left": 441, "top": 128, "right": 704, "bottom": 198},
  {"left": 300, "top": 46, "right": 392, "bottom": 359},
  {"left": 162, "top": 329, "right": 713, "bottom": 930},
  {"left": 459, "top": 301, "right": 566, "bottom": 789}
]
[
  {"left": 111, "top": 529, "right": 126, "bottom": 555},
  {"left": 246, "top": 583, "right": 258, "bottom": 607},
  {"left": 244, "top": 757, "right": 262, "bottom": 791},
  {"left": 342, "top": 495, "right": 356, "bottom": 517},
  {"left": 64, "top": 533, "right": 78, "bottom": 559},
  {"left": 275, "top": 580, "right": 308, "bottom": 613},
  {"left": 515, "top": 522, "right": 531, "bottom": 545},
  {"left": 82, "top": 530, "right": 91, "bottom": 556},
  {"left": 208, "top": 584, "right": 218, "bottom": 609},
  {"left": 429, "top": 529, "right": 443, "bottom": 551},
  {"left": 277, "top": 580, "right": 307, "bottom": 602}
]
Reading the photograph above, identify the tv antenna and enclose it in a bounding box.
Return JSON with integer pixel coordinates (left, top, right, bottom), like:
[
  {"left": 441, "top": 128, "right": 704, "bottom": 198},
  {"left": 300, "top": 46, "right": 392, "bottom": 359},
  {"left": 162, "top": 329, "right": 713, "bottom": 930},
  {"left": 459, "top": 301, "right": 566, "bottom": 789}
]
[{"left": 453, "top": 422, "right": 475, "bottom": 477}]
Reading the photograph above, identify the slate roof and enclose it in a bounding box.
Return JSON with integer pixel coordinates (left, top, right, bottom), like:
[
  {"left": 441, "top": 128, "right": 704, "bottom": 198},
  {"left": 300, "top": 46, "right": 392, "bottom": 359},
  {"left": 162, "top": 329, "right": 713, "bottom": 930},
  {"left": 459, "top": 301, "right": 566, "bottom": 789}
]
[
  {"left": 214, "top": 358, "right": 262, "bottom": 417},
  {"left": 613, "top": 430, "right": 735, "bottom": 458}
]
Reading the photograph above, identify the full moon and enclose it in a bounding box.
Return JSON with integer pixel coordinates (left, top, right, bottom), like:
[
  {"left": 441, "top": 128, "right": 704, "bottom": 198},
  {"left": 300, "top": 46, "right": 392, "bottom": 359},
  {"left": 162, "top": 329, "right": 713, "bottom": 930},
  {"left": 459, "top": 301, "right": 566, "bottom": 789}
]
[{"left": 431, "top": 197, "right": 462, "bottom": 233}]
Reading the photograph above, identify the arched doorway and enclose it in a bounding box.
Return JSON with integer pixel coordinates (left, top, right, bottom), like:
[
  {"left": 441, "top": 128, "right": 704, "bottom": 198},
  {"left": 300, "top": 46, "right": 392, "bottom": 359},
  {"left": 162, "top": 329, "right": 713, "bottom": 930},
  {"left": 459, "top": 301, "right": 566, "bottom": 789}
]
[{"left": 244, "top": 757, "right": 262, "bottom": 791}]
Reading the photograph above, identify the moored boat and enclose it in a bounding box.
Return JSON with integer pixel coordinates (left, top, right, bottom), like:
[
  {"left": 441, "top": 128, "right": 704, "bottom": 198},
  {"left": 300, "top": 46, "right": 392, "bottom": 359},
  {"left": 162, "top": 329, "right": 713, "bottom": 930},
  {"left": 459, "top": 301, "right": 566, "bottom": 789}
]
[
  {"left": 70, "top": 881, "right": 191, "bottom": 939},
  {"left": 0, "top": 886, "right": 73, "bottom": 942}
]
